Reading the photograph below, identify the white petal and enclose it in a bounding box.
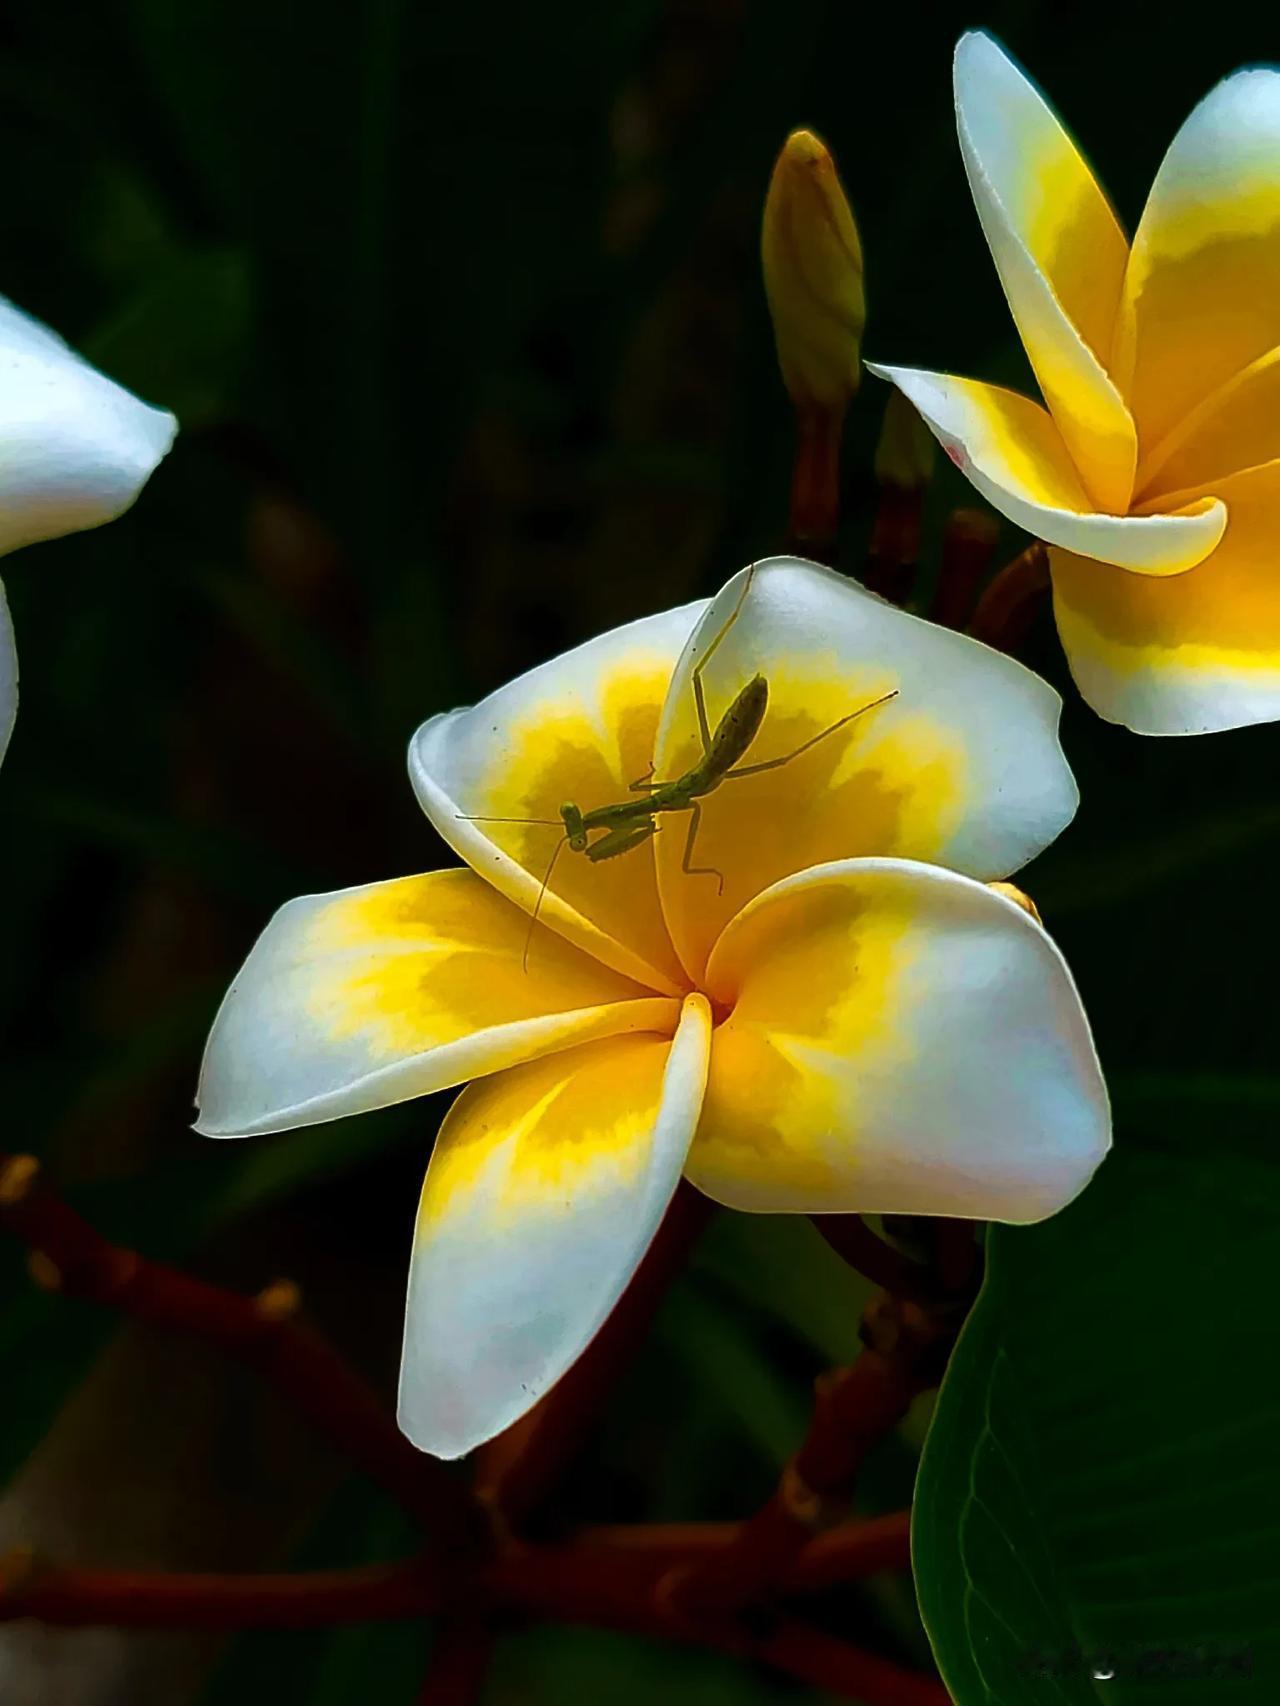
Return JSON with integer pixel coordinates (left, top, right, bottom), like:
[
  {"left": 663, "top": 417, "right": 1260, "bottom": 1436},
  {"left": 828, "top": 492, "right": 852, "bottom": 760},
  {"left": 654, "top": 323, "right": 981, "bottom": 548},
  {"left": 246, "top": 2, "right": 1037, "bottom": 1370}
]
[
  {"left": 410, "top": 602, "right": 707, "bottom": 995},
  {"left": 1051, "top": 459, "right": 1280, "bottom": 734},
  {"left": 1115, "top": 67, "right": 1280, "bottom": 448},
  {"left": 688, "top": 860, "right": 1110, "bottom": 1223},
  {"left": 954, "top": 31, "right": 1136, "bottom": 511},
  {"left": 651, "top": 558, "right": 1078, "bottom": 980},
  {"left": 196, "top": 868, "right": 676, "bottom": 1137},
  {"left": 868, "top": 365, "right": 1224, "bottom": 574},
  {"left": 0, "top": 296, "right": 176, "bottom": 554},
  {"left": 399, "top": 995, "right": 711, "bottom": 1458}
]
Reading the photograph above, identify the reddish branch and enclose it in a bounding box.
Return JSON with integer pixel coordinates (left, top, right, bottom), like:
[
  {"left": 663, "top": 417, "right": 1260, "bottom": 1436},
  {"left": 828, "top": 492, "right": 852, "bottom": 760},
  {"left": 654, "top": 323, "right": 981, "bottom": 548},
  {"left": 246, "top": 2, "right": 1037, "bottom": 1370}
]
[
  {"left": 0, "top": 1551, "right": 439, "bottom": 1630},
  {"left": 968, "top": 540, "right": 1051, "bottom": 653},
  {"left": 0, "top": 1153, "right": 471, "bottom": 1545},
  {"left": 787, "top": 405, "right": 843, "bottom": 563},
  {"left": 810, "top": 1212, "right": 934, "bottom": 1299},
  {"left": 417, "top": 1614, "right": 493, "bottom": 1704},
  {"left": 473, "top": 1182, "right": 713, "bottom": 1530},
  {"left": 864, "top": 482, "right": 923, "bottom": 606},
  {"left": 663, "top": 1293, "right": 947, "bottom": 1612},
  {"left": 571, "top": 1509, "right": 910, "bottom": 1585},
  {"left": 0, "top": 1157, "right": 950, "bottom": 1706},
  {"left": 930, "top": 507, "right": 1000, "bottom": 630},
  {"left": 0, "top": 1524, "right": 941, "bottom": 1705},
  {"left": 0, "top": 1516, "right": 909, "bottom": 1630}
]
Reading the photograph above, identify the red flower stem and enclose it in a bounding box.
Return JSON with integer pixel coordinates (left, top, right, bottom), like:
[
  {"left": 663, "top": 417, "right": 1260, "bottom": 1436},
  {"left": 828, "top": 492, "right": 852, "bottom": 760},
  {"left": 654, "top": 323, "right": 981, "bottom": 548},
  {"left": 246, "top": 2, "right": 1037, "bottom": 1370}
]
[
  {"left": 0, "top": 1153, "right": 472, "bottom": 1545},
  {"left": 0, "top": 1514, "right": 909, "bottom": 1632},
  {"left": 763, "top": 1621, "right": 949, "bottom": 1706},
  {"left": 967, "top": 540, "right": 1051, "bottom": 653},
  {"left": 417, "top": 1613, "right": 493, "bottom": 1704},
  {"left": 810, "top": 1212, "right": 934, "bottom": 1298},
  {"left": 0, "top": 1553, "right": 438, "bottom": 1630},
  {"left": 0, "top": 1531, "right": 941, "bottom": 1706},
  {"left": 864, "top": 482, "right": 923, "bottom": 606},
  {"left": 472, "top": 1181, "right": 714, "bottom": 1530},
  {"left": 930, "top": 507, "right": 1001, "bottom": 630},
  {"left": 564, "top": 1509, "right": 911, "bottom": 1585},
  {"left": 933, "top": 1217, "right": 979, "bottom": 1295},
  {"left": 787, "top": 404, "right": 844, "bottom": 564},
  {"left": 662, "top": 1295, "right": 947, "bottom": 1613}
]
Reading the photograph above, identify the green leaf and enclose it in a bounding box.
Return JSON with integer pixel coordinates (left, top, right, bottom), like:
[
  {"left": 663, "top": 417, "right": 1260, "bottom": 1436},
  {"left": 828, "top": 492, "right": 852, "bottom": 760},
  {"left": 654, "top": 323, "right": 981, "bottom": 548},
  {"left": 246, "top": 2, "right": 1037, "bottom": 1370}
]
[
  {"left": 655, "top": 1279, "right": 808, "bottom": 1463},
  {"left": 1112, "top": 1071, "right": 1280, "bottom": 1144},
  {"left": 1033, "top": 802, "right": 1280, "bottom": 919},
  {"left": 84, "top": 247, "right": 253, "bottom": 426},
  {"left": 693, "top": 1211, "right": 874, "bottom": 1365},
  {"left": 201, "top": 1485, "right": 428, "bottom": 1706},
  {"left": 0, "top": 1252, "right": 111, "bottom": 1489},
  {"left": 914, "top": 1135, "right": 1280, "bottom": 1700}
]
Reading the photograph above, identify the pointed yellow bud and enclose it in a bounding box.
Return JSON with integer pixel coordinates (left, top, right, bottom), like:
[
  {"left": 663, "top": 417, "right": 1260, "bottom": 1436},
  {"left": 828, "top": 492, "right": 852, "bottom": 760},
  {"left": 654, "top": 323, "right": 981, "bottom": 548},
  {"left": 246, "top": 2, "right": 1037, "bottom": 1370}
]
[{"left": 762, "top": 129, "right": 865, "bottom": 412}]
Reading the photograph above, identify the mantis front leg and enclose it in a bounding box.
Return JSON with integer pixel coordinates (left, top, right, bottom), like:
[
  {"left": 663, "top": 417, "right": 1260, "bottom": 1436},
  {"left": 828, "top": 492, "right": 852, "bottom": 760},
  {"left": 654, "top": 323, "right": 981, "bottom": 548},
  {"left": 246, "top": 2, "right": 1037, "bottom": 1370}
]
[{"left": 585, "top": 820, "right": 659, "bottom": 862}]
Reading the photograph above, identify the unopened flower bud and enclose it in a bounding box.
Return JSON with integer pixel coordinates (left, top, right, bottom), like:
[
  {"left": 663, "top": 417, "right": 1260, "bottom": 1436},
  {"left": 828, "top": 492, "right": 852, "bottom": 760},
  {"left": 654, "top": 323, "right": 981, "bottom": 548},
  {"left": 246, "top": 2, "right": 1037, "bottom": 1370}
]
[
  {"left": 874, "top": 389, "right": 936, "bottom": 492},
  {"left": 988, "top": 882, "right": 1042, "bottom": 925},
  {"left": 762, "top": 129, "right": 865, "bottom": 412}
]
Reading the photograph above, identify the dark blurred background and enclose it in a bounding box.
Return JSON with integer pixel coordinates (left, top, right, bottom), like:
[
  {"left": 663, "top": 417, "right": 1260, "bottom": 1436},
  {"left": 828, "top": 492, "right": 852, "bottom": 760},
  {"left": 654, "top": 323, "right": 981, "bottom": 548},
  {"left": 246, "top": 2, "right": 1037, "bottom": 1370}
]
[{"left": 1, "top": 2, "right": 1276, "bottom": 1700}]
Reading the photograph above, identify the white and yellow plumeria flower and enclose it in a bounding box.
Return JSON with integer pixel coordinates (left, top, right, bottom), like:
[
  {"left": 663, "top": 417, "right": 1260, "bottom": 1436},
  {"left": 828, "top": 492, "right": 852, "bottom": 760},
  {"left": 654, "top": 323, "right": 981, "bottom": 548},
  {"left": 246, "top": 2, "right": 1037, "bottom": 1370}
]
[
  {"left": 196, "top": 559, "right": 1109, "bottom": 1459},
  {"left": 871, "top": 31, "right": 1280, "bottom": 736},
  {"left": 0, "top": 294, "right": 176, "bottom": 770}
]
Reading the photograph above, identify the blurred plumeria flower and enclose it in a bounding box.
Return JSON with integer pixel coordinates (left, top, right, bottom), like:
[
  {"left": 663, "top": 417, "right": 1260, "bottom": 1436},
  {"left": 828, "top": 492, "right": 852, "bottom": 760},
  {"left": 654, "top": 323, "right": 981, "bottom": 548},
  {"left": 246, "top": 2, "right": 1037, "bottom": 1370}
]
[
  {"left": 0, "top": 296, "right": 176, "bottom": 770},
  {"left": 0, "top": 584, "right": 15, "bottom": 771},
  {"left": 872, "top": 32, "right": 1280, "bottom": 735},
  {"left": 196, "top": 559, "right": 1109, "bottom": 1459}
]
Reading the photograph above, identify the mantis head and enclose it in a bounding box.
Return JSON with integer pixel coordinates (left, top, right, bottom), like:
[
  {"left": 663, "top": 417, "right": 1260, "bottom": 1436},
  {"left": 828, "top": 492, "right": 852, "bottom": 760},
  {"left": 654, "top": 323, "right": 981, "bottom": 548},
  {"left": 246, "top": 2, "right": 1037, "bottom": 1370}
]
[{"left": 560, "top": 802, "right": 588, "bottom": 851}]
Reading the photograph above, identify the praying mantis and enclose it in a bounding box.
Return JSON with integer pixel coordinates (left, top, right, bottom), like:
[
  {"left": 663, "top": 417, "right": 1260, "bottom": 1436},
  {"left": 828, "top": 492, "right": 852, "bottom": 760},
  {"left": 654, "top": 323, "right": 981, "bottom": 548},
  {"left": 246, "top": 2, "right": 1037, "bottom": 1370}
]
[{"left": 463, "top": 567, "right": 898, "bottom": 963}]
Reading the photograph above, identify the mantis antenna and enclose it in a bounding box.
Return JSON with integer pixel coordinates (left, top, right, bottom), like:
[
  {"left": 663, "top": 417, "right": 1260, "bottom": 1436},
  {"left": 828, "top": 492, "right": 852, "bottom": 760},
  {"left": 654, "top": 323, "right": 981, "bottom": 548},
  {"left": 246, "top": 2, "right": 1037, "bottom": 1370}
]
[{"left": 453, "top": 812, "right": 571, "bottom": 970}]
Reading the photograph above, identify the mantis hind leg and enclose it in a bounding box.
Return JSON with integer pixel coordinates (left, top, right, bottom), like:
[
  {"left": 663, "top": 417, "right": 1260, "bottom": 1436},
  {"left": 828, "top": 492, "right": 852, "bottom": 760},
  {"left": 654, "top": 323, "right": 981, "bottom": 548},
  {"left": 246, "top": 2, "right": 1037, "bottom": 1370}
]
[
  {"left": 681, "top": 801, "right": 724, "bottom": 896},
  {"left": 691, "top": 563, "right": 758, "bottom": 754},
  {"left": 724, "top": 688, "right": 899, "bottom": 780}
]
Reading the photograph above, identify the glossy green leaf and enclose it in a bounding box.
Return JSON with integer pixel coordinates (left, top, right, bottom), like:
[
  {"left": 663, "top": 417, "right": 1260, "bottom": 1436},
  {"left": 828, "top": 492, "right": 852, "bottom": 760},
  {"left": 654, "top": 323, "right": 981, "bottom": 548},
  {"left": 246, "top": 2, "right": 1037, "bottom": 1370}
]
[{"left": 914, "top": 1135, "right": 1280, "bottom": 1700}]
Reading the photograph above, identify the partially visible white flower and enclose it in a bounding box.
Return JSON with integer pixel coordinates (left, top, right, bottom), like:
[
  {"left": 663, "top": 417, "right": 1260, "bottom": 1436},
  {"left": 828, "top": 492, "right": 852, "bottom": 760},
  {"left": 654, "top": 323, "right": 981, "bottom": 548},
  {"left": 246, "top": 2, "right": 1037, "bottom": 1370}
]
[
  {"left": 0, "top": 294, "right": 177, "bottom": 768},
  {"left": 0, "top": 582, "right": 15, "bottom": 770}
]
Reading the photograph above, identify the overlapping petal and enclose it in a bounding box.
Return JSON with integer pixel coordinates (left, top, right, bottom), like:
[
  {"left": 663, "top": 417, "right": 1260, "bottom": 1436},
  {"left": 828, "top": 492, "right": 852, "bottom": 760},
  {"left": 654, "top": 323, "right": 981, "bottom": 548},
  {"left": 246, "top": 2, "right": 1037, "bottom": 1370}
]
[
  {"left": 867, "top": 365, "right": 1225, "bottom": 574},
  {"left": 399, "top": 994, "right": 711, "bottom": 1458},
  {"left": 1053, "top": 458, "right": 1280, "bottom": 734},
  {"left": 954, "top": 31, "right": 1136, "bottom": 511},
  {"left": 651, "top": 558, "right": 1078, "bottom": 980},
  {"left": 1135, "top": 344, "right": 1280, "bottom": 500},
  {"left": 686, "top": 860, "right": 1109, "bottom": 1222},
  {"left": 196, "top": 868, "right": 677, "bottom": 1137},
  {"left": 0, "top": 296, "right": 176, "bottom": 554},
  {"left": 0, "top": 582, "right": 14, "bottom": 769},
  {"left": 411, "top": 605, "right": 707, "bottom": 995},
  {"left": 1115, "top": 68, "right": 1280, "bottom": 450}
]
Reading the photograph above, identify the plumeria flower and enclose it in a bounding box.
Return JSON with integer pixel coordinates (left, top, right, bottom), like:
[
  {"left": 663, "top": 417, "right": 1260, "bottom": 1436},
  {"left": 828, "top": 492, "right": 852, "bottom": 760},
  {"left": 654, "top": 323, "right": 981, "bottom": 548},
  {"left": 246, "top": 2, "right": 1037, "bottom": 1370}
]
[
  {"left": 871, "top": 32, "right": 1280, "bottom": 736},
  {"left": 0, "top": 295, "right": 176, "bottom": 770},
  {"left": 196, "top": 559, "right": 1110, "bottom": 1459}
]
